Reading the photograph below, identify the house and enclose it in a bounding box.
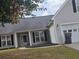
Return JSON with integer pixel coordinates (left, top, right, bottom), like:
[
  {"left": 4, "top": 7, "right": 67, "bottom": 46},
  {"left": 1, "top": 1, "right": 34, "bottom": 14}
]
[
  {"left": 49, "top": 0, "right": 79, "bottom": 44},
  {"left": 0, "top": 15, "right": 53, "bottom": 49},
  {"left": 0, "top": 0, "right": 79, "bottom": 49}
]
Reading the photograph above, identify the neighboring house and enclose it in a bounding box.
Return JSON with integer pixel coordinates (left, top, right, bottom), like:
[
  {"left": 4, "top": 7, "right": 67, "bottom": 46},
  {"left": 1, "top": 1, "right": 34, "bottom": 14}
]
[
  {"left": 0, "top": 15, "right": 53, "bottom": 49},
  {"left": 49, "top": 0, "right": 79, "bottom": 44}
]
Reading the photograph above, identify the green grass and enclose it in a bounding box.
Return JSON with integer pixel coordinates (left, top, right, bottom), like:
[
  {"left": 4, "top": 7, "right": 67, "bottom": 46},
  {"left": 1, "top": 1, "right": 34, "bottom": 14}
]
[{"left": 0, "top": 46, "right": 79, "bottom": 59}]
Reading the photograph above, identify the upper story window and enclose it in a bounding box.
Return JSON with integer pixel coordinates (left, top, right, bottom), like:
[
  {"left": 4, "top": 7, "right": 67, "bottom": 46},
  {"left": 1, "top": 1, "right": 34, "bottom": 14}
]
[
  {"left": 72, "top": 0, "right": 79, "bottom": 13},
  {"left": 75, "top": 0, "right": 79, "bottom": 11}
]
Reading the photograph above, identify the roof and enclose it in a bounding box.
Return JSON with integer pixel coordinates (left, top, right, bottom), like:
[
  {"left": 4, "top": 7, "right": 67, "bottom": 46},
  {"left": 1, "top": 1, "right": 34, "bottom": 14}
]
[{"left": 0, "top": 15, "right": 53, "bottom": 34}]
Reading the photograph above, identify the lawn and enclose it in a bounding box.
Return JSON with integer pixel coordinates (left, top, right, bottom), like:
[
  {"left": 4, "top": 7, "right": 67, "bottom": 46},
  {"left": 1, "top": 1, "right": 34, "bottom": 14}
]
[{"left": 0, "top": 46, "right": 79, "bottom": 59}]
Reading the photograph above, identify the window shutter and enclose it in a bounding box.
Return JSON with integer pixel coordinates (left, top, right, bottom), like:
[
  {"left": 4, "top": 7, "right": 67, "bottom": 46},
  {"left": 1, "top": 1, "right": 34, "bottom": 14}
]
[
  {"left": 32, "top": 32, "right": 35, "bottom": 43},
  {"left": 44, "top": 31, "right": 47, "bottom": 41},
  {"left": 0, "top": 36, "right": 1, "bottom": 47},
  {"left": 72, "top": 0, "right": 77, "bottom": 13},
  {"left": 11, "top": 35, "right": 14, "bottom": 45}
]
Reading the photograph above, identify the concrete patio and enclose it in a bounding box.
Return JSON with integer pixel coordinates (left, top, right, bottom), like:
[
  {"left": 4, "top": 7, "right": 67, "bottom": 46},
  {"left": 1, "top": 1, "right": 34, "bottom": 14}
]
[{"left": 65, "top": 42, "right": 79, "bottom": 50}]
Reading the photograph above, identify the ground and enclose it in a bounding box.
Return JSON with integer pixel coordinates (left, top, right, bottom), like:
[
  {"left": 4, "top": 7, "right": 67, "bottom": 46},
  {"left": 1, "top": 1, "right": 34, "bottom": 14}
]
[{"left": 0, "top": 46, "right": 79, "bottom": 59}]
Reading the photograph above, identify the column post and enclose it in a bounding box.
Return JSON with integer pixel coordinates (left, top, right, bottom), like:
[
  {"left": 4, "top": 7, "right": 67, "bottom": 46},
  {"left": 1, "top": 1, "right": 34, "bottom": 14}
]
[
  {"left": 14, "top": 33, "right": 18, "bottom": 48},
  {"left": 29, "top": 32, "right": 32, "bottom": 46}
]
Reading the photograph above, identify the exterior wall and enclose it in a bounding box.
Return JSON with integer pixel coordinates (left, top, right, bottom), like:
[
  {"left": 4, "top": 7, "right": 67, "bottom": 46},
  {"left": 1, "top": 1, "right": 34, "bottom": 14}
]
[
  {"left": 55, "top": 0, "right": 79, "bottom": 25},
  {"left": 0, "top": 29, "right": 50, "bottom": 49},
  {"left": 50, "top": 0, "right": 79, "bottom": 44},
  {"left": 49, "top": 24, "right": 59, "bottom": 44}
]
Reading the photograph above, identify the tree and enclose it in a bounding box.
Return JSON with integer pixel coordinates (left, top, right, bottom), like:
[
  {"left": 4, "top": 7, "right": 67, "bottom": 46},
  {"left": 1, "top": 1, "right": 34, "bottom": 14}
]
[{"left": 0, "top": 0, "right": 44, "bottom": 26}]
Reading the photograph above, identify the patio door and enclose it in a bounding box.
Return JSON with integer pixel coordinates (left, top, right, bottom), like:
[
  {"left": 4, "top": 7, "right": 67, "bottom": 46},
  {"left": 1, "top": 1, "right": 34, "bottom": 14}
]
[{"left": 20, "top": 34, "right": 29, "bottom": 47}]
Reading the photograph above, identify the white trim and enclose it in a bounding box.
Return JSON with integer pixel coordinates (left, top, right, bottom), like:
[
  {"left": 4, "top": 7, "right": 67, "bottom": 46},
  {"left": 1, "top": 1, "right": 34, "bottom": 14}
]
[
  {"left": 29, "top": 32, "right": 32, "bottom": 46},
  {"left": 0, "top": 28, "right": 48, "bottom": 35},
  {"left": 1, "top": 35, "right": 13, "bottom": 47},
  {"left": 60, "top": 22, "right": 79, "bottom": 26},
  {"left": 14, "top": 33, "right": 18, "bottom": 48},
  {"left": 0, "top": 46, "right": 15, "bottom": 49},
  {"left": 33, "top": 31, "right": 46, "bottom": 44}
]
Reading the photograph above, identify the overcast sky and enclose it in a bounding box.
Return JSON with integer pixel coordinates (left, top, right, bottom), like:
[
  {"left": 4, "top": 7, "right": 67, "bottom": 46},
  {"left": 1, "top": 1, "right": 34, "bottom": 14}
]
[{"left": 32, "top": 0, "right": 65, "bottom": 16}]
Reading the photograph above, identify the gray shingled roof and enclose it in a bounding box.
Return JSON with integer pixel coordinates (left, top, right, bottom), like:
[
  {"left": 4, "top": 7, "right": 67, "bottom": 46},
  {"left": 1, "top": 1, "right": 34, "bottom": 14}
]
[{"left": 0, "top": 15, "right": 53, "bottom": 34}]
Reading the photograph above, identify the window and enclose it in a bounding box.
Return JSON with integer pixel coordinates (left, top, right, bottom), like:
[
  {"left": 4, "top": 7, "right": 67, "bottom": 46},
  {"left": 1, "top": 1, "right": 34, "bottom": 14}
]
[
  {"left": 1, "top": 36, "right": 6, "bottom": 47},
  {"left": 32, "top": 31, "right": 45, "bottom": 43},
  {"left": 7, "top": 36, "right": 12, "bottom": 46},
  {"left": 34, "top": 32, "right": 40, "bottom": 42},
  {"left": 40, "top": 31, "right": 45, "bottom": 42},
  {"left": 72, "top": 0, "right": 79, "bottom": 12},
  {"left": 73, "top": 29, "right": 77, "bottom": 32},
  {"left": 76, "top": 0, "right": 79, "bottom": 11},
  {"left": 1, "top": 35, "right": 13, "bottom": 47},
  {"left": 63, "top": 30, "right": 67, "bottom": 33},
  {"left": 68, "top": 30, "right": 72, "bottom": 32}
]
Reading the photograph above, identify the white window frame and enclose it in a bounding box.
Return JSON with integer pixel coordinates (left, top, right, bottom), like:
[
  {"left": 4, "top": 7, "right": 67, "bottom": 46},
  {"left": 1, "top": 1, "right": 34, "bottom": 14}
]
[
  {"left": 1, "top": 35, "right": 12, "bottom": 47},
  {"left": 34, "top": 31, "right": 45, "bottom": 43},
  {"left": 34, "top": 31, "right": 40, "bottom": 43},
  {"left": 39, "top": 31, "right": 45, "bottom": 42},
  {"left": 1, "top": 36, "right": 7, "bottom": 47},
  {"left": 7, "top": 36, "right": 12, "bottom": 46}
]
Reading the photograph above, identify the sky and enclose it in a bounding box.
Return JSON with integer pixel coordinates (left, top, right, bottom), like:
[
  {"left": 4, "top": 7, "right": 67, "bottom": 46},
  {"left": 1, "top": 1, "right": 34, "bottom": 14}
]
[{"left": 32, "top": 0, "right": 65, "bottom": 16}]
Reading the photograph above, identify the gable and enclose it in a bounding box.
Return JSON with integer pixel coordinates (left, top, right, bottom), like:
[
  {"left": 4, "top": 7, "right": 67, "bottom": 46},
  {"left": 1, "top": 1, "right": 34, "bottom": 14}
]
[{"left": 53, "top": 0, "right": 79, "bottom": 25}]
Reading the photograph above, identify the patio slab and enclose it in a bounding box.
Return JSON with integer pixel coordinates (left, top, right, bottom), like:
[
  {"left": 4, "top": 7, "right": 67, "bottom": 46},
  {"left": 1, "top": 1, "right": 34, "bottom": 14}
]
[{"left": 65, "top": 42, "right": 79, "bottom": 50}]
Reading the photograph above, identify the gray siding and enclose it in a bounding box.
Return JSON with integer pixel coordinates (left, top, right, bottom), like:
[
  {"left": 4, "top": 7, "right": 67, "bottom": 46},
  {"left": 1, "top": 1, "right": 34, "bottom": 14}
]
[{"left": 54, "top": 0, "right": 79, "bottom": 25}]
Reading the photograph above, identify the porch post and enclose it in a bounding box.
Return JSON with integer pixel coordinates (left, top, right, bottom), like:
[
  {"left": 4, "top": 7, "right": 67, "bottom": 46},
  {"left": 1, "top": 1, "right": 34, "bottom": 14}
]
[
  {"left": 29, "top": 32, "right": 32, "bottom": 46},
  {"left": 14, "top": 33, "right": 18, "bottom": 48}
]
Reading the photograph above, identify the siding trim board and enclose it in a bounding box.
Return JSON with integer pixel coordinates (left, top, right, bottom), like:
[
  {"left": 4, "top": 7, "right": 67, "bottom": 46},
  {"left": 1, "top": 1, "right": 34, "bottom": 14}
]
[{"left": 60, "top": 22, "right": 79, "bottom": 26}]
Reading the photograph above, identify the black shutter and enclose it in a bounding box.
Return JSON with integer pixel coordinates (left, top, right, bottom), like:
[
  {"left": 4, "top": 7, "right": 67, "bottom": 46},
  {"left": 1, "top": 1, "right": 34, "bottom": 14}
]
[
  {"left": 11, "top": 35, "right": 14, "bottom": 45},
  {"left": 32, "top": 32, "right": 35, "bottom": 43},
  {"left": 0, "top": 36, "right": 1, "bottom": 47},
  {"left": 44, "top": 31, "right": 47, "bottom": 41},
  {"left": 72, "top": 0, "right": 77, "bottom": 13}
]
